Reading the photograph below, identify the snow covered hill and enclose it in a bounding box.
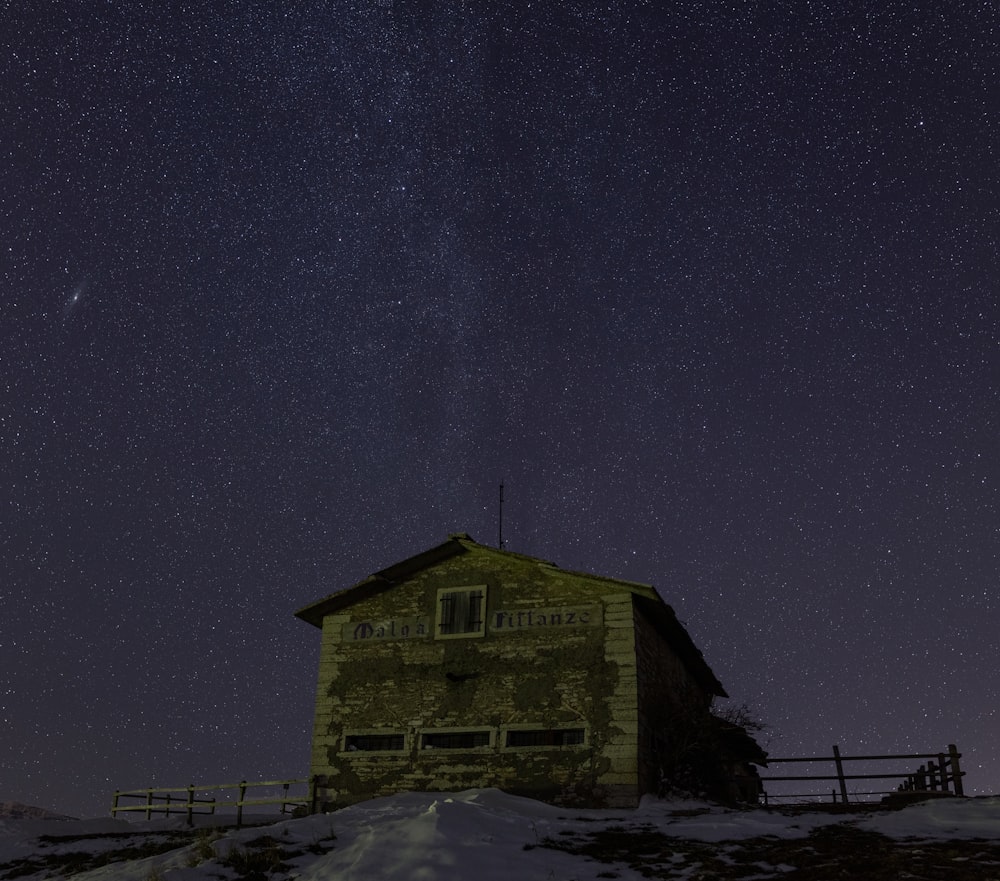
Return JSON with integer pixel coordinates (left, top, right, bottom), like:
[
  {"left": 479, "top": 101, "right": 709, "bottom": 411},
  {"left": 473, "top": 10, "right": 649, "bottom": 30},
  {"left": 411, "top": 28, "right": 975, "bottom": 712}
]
[
  {"left": 2, "top": 789, "right": 999, "bottom": 880},
  {"left": 0, "top": 802, "right": 75, "bottom": 821}
]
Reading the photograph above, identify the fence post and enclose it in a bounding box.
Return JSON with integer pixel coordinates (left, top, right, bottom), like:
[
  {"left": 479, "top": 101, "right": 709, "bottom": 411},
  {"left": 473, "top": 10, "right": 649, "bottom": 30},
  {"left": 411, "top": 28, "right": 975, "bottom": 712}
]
[
  {"left": 237, "top": 781, "right": 247, "bottom": 829},
  {"left": 937, "top": 753, "right": 949, "bottom": 793},
  {"left": 187, "top": 784, "right": 195, "bottom": 827},
  {"left": 111, "top": 791, "right": 120, "bottom": 818},
  {"left": 832, "top": 745, "right": 849, "bottom": 804},
  {"left": 146, "top": 788, "right": 154, "bottom": 821},
  {"left": 949, "top": 744, "right": 964, "bottom": 796}
]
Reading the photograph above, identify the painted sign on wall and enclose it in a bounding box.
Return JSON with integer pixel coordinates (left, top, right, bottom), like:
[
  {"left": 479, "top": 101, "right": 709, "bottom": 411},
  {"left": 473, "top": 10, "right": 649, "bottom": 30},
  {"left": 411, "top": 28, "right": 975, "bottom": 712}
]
[
  {"left": 344, "top": 617, "right": 430, "bottom": 641},
  {"left": 343, "top": 605, "right": 603, "bottom": 642},
  {"left": 489, "top": 606, "right": 602, "bottom": 633}
]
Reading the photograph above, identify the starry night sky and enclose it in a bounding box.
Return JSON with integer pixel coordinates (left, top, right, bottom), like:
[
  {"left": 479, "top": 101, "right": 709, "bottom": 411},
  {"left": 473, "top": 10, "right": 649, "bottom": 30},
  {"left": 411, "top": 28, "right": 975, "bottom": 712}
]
[{"left": 4, "top": 2, "right": 999, "bottom": 817}]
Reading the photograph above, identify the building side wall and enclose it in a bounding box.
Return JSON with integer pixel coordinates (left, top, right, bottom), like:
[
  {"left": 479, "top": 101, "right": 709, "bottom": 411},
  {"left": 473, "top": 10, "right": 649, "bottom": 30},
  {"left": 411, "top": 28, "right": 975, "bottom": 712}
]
[
  {"left": 633, "top": 605, "right": 713, "bottom": 795},
  {"left": 308, "top": 548, "right": 642, "bottom": 809}
]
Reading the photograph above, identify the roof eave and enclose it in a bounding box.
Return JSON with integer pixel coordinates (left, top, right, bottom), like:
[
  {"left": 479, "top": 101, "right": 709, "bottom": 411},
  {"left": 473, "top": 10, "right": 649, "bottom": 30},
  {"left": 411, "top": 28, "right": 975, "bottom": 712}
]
[
  {"left": 632, "top": 593, "right": 728, "bottom": 698},
  {"left": 294, "top": 536, "right": 471, "bottom": 628}
]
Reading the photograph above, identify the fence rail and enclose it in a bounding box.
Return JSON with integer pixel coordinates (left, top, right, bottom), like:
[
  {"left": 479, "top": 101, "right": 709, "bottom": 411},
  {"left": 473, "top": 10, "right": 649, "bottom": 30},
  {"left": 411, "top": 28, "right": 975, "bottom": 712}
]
[
  {"left": 111, "top": 778, "right": 313, "bottom": 827},
  {"left": 759, "top": 744, "right": 964, "bottom": 805}
]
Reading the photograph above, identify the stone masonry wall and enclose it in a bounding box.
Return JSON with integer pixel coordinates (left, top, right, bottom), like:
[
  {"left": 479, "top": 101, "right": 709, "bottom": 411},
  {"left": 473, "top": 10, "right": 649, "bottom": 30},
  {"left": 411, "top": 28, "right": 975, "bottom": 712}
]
[{"left": 307, "top": 545, "right": 644, "bottom": 809}]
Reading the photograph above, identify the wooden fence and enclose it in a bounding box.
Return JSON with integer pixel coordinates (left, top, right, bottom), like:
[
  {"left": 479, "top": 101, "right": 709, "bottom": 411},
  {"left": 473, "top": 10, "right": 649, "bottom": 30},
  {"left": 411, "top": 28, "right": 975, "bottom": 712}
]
[
  {"left": 759, "top": 744, "right": 964, "bottom": 805},
  {"left": 111, "top": 778, "right": 313, "bottom": 827}
]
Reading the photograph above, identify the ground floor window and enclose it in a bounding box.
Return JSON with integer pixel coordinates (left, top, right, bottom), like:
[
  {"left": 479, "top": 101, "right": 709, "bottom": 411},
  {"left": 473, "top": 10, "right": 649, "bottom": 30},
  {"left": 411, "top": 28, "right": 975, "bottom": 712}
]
[
  {"left": 506, "top": 728, "right": 586, "bottom": 747},
  {"left": 344, "top": 727, "right": 588, "bottom": 753},
  {"left": 421, "top": 730, "right": 492, "bottom": 750},
  {"left": 344, "top": 733, "right": 406, "bottom": 752}
]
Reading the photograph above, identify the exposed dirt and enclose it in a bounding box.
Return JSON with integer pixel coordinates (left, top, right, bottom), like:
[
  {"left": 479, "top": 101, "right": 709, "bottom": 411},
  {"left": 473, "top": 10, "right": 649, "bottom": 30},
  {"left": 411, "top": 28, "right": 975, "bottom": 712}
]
[{"left": 531, "top": 820, "right": 1000, "bottom": 880}]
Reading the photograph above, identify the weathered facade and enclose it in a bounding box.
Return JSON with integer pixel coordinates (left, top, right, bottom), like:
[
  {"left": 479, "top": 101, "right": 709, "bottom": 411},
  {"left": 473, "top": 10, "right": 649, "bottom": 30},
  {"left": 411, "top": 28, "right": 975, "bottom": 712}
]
[{"left": 296, "top": 534, "right": 737, "bottom": 809}]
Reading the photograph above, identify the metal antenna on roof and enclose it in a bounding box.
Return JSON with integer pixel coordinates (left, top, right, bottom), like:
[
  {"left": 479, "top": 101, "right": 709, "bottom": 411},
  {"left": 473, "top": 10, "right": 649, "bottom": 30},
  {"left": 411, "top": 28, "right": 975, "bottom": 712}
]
[{"left": 498, "top": 480, "right": 505, "bottom": 549}]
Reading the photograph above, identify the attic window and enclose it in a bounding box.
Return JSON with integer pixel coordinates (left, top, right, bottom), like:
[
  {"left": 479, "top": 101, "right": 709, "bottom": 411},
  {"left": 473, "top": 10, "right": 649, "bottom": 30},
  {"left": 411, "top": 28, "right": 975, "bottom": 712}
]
[
  {"left": 436, "top": 586, "right": 486, "bottom": 638},
  {"left": 506, "top": 728, "right": 586, "bottom": 748}
]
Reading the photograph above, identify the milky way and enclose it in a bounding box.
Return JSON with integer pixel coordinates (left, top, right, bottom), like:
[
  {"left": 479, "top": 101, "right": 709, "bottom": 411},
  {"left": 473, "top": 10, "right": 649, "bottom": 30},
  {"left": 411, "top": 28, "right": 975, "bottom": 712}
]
[{"left": 3, "top": 2, "right": 998, "bottom": 816}]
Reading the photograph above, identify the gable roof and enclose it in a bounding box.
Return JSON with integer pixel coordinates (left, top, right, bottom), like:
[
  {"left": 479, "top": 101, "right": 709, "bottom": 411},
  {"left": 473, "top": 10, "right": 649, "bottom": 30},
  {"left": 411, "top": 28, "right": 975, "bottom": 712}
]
[
  {"left": 294, "top": 533, "right": 726, "bottom": 697},
  {"left": 294, "top": 534, "right": 472, "bottom": 628}
]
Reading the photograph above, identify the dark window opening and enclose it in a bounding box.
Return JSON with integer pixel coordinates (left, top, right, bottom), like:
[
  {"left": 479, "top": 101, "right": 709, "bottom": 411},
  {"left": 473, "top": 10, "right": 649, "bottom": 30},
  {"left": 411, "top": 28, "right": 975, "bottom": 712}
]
[
  {"left": 345, "top": 733, "right": 405, "bottom": 752},
  {"left": 421, "top": 731, "right": 491, "bottom": 750},
  {"left": 439, "top": 589, "right": 484, "bottom": 635},
  {"left": 506, "top": 728, "right": 586, "bottom": 747}
]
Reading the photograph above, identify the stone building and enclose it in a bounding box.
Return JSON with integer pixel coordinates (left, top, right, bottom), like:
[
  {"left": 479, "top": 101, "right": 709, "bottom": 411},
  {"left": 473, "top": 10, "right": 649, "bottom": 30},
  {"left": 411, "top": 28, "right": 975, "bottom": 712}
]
[{"left": 296, "top": 533, "right": 754, "bottom": 809}]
